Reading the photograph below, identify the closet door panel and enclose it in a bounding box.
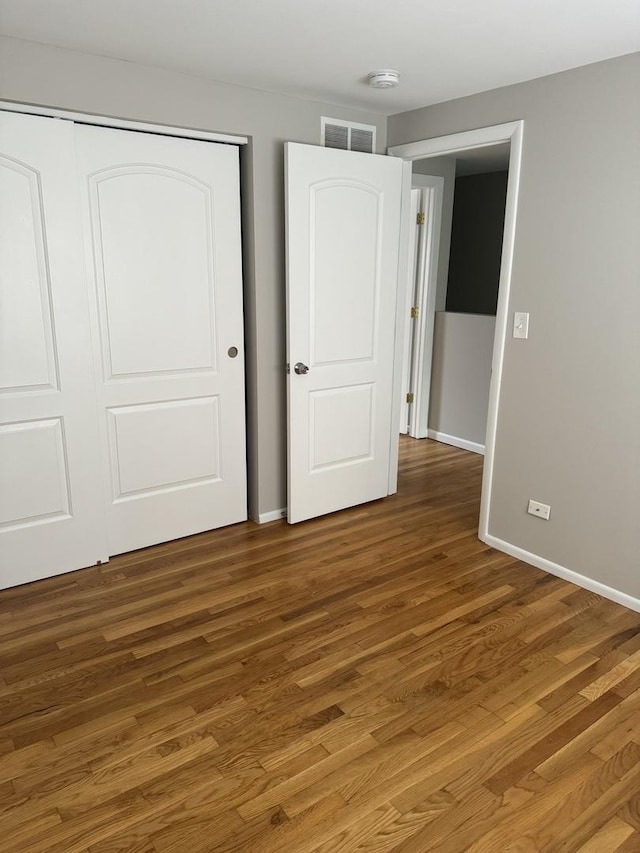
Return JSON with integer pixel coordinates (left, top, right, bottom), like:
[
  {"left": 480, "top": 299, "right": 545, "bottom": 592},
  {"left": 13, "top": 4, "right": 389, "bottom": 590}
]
[
  {"left": 91, "top": 169, "right": 217, "bottom": 377},
  {"left": 0, "top": 157, "right": 57, "bottom": 391},
  {"left": 75, "top": 125, "right": 246, "bottom": 556},
  {"left": 0, "top": 112, "right": 107, "bottom": 589}
]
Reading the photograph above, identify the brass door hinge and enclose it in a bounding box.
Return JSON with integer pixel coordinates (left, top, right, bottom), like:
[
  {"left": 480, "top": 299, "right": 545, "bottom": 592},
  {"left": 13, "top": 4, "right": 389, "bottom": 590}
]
[
  {"left": 406, "top": 392, "right": 414, "bottom": 404},
  {"left": 410, "top": 306, "right": 419, "bottom": 319},
  {"left": 416, "top": 211, "right": 425, "bottom": 225}
]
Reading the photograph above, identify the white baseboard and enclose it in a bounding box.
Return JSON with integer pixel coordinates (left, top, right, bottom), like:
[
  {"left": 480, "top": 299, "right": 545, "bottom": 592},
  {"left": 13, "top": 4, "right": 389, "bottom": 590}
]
[
  {"left": 482, "top": 532, "right": 640, "bottom": 614},
  {"left": 427, "top": 430, "right": 485, "bottom": 455},
  {"left": 256, "top": 508, "right": 286, "bottom": 524}
]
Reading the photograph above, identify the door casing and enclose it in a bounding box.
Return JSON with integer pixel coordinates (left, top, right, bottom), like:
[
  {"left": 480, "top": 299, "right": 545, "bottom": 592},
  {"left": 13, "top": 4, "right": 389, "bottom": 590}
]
[
  {"left": 405, "top": 174, "right": 445, "bottom": 440},
  {"left": 389, "top": 120, "right": 525, "bottom": 541}
]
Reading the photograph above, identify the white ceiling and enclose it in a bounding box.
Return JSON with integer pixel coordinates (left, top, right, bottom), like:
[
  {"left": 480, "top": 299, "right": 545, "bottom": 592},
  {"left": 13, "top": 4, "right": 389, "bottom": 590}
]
[{"left": 0, "top": 0, "right": 638, "bottom": 115}]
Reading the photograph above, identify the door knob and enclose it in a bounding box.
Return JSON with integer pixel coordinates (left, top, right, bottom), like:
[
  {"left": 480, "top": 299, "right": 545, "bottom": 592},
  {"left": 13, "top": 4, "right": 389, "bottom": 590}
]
[{"left": 294, "top": 362, "right": 309, "bottom": 375}]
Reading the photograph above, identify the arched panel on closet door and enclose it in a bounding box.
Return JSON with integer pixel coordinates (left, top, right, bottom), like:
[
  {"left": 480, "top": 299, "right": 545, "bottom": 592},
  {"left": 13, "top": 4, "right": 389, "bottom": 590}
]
[{"left": 87, "top": 165, "right": 219, "bottom": 379}]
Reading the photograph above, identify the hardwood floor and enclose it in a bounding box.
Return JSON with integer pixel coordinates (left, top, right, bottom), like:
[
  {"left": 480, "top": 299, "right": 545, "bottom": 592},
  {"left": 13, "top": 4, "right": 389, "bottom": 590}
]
[{"left": 2, "top": 437, "right": 640, "bottom": 852}]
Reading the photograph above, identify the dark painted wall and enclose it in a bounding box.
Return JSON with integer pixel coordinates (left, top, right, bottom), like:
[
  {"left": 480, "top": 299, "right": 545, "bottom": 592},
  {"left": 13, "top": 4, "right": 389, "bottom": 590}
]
[{"left": 446, "top": 170, "right": 508, "bottom": 315}]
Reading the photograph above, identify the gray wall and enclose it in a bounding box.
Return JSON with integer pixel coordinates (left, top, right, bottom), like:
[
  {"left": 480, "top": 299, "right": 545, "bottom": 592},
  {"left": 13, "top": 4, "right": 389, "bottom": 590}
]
[
  {"left": 0, "top": 36, "right": 387, "bottom": 520},
  {"left": 446, "top": 171, "right": 508, "bottom": 315},
  {"left": 390, "top": 53, "right": 640, "bottom": 598},
  {"left": 429, "top": 312, "right": 495, "bottom": 446}
]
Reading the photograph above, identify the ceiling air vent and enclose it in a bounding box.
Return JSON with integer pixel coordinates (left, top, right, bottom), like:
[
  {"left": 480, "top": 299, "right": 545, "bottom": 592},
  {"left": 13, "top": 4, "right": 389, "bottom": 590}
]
[{"left": 321, "top": 117, "right": 376, "bottom": 154}]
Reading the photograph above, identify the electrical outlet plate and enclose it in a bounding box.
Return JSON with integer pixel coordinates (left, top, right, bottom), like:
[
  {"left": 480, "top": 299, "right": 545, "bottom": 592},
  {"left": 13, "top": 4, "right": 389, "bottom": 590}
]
[{"left": 528, "top": 499, "right": 551, "bottom": 520}]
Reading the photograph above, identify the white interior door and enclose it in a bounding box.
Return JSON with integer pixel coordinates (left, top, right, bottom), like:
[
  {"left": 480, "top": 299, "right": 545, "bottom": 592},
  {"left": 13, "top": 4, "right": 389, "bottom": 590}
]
[
  {"left": 0, "top": 111, "right": 107, "bottom": 587},
  {"left": 285, "top": 143, "right": 404, "bottom": 524},
  {"left": 399, "top": 188, "right": 421, "bottom": 434},
  {"left": 409, "top": 175, "right": 444, "bottom": 439},
  {"left": 75, "top": 125, "right": 246, "bottom": 556}
]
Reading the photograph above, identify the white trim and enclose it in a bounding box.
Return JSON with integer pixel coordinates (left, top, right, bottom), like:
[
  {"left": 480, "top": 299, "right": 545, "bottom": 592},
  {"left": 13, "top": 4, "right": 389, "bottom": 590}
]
[
  {"left": 388, "top": 122, "right": 521, "bottom": 161},
  {"left": 388, "top": 120, "right": 524, "bottom": 543},
  {"left": 0, "top": 100, "right": 248, "bottom": 145},
  {"left": 257, "top": 508, "right": 286, "bottom": 524},
  {"left": 388, "top": 160, "right": 413, "bottom": 494},
  {"left": 427, "top": 430, "right": 485, "bottom": 455},
  {"left": 408, "top": 176, "right": 444, "bottom": 439},
  {"left": 482, "top": 533, "right": 640, "bottom": 615},
  {"left": 398, "top": 188, "right": 421, "bottom": 435}
]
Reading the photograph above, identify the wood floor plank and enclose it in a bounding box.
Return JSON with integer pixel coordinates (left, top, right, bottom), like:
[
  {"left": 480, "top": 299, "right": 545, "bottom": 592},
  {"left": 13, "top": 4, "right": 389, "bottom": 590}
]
[
  {"left": 466, "top": 750, "right": 606, "bottom": 851},
  {"left": 574, "top": 816, "right": 635, "bottom": 852},
  {"left": 1, "top": 437, "right": 639, "bottom": 851}
]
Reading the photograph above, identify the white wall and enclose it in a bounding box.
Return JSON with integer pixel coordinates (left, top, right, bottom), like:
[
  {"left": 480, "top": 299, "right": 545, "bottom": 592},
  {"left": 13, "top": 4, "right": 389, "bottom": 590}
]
[
  {"left": 428, "top": 312, "right": 495, "bottom": 450},
  {"left": 0, "top": 35, "right": 387, "bottom": 520}
]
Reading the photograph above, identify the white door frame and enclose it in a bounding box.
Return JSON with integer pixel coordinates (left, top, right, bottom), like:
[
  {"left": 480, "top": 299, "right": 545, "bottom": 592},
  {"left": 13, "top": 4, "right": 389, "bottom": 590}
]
[
  {"left": 407, "top": 175, "right": 444, "bottom": 439},
  {"left": 388, "top": 120, "right": 524, "bottom": 540},
  {"left": 388, "top": 160, "right": 413, "bottom": 494},
  {"left": 398, "top": 188, "right": 420, "bottom": 436},
  {"left": 0, "top": 100, "right": 248, "bottom": 146},
  {"left": 398, "top": 179, "right": 444, "bottom": 440}
]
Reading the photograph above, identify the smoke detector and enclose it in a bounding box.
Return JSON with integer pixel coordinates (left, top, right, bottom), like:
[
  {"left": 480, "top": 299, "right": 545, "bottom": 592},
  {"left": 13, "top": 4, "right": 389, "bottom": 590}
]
[{"left": 368, "top": 69, "right": 400, "bottom": 89}]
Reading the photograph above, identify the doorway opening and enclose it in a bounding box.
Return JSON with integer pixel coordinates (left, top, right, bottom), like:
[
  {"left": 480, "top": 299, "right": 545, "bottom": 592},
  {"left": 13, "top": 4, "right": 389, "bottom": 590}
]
[
  {"left": 404, "top": 144, "right": 510, "bottom": 452},
  {"left": 389, "top": 121, "right": 524, "bottom": 540}
]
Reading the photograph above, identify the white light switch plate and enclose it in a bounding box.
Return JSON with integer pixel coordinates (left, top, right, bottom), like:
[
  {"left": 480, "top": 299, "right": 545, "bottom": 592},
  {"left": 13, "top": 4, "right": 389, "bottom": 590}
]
[{"left": 513, "top": 312, "right": 529, "bottom": 339}]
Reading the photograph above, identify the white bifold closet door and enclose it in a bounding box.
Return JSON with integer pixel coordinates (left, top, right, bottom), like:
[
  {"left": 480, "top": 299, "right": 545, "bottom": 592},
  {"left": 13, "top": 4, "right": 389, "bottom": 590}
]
[
  {"left": 0, "top": 112, "right": 108, "bottom": 587},
  {"left": 0, "top": 111, "right": 246, "bottom": 589},
  {"left": 75, "top": 124, "right": 247, "bottom": 558}
]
